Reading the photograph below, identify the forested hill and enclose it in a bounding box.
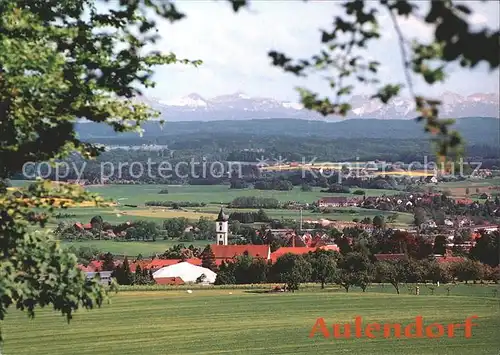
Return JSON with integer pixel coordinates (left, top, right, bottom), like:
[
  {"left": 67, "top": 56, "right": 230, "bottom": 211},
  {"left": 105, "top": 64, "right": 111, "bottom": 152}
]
[{"left": 77, "top": 117, "right": 499, "bottom": 146}]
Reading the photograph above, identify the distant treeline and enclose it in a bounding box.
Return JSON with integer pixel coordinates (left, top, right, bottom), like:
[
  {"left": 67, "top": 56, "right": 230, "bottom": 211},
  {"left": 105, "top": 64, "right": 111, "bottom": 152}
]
[
  {"left": 229, "top": 210, "right": 270, "bottom": 223},
  {"left": 144, "top": 201, "right": 207, "bottom": 208}
]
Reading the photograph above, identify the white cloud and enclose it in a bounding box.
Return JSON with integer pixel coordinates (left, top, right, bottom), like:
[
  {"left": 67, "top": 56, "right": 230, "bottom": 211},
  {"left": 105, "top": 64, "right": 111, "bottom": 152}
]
[{"left": 143, "top": 1, "right": 499, "bottom": 102}]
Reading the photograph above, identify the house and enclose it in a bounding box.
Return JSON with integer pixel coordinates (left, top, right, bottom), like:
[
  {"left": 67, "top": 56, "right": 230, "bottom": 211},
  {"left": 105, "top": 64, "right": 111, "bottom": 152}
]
[
  {"left": 435, "top": 255, "right": 465, "bottom": 264},
  {"left": 144, "top": 258, "right": 202, "bottom": 271},
  {"left": 455, "top": 198, "right": 474, "bottom": 205},
  {"left": 74, "top": 222, "right": 92, "bottom": 230},
  {"left": 317, "top": 197, "right": 361, "bottom": 208},
  {"left": 270, "top": 247, "right": 318, "bottom": 263},
  {"left": 84, "top": 271, "right": 113, "bottom": 285},
  {"left": 155, "top": 277, "right": 185, "bottom": 285},
  {"left": 473, "top": 225, "right": 499, "bottom": 233},
  {"left": 211, "top": 244, "right": 271, "bottom": 262}
]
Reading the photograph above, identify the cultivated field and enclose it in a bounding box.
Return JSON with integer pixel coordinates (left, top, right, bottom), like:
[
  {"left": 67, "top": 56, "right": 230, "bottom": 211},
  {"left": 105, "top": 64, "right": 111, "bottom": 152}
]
[
  {"left": 433, "top": 178, "right": 500, "bottom": 198},
  {"left": 2, "top": 286, "right": 499, "bottom": 355}
]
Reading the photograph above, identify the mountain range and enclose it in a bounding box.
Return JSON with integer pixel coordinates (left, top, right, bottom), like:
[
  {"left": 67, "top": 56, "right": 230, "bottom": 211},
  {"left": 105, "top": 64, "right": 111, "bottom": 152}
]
[{"left": 135, "top": 91, "right": 499, "bottom": 121}]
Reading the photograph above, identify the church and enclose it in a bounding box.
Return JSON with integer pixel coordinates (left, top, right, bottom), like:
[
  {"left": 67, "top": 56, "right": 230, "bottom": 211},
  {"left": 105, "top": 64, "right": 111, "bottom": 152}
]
[{"left": 211, "top": 208, "right": 271, "bottom": 262}]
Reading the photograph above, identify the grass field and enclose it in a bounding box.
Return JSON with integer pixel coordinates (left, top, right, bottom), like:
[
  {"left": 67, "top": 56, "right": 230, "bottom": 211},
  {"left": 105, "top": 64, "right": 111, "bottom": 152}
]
[
  {"left": 2, "top": 286, "right": 499, "bottom": 355},
  {"left": 34, "top": 183, "right": 409, "bottom": 227},
  {"left": 61, "top": 239, "right": 209, "bottom": 255},
  {"left": 85, "top": 184, "right": 399, "bottom": 205}
]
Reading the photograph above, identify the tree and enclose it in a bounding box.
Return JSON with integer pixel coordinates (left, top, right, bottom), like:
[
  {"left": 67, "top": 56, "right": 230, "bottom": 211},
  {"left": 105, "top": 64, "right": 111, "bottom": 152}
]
[
  {"left": 336, "top": 269, "right": 357, "bottom": 293},
  {"left": 229, "top": 220, "right": 241, "bottom": 235},
  {"left": 0, "top": 0, "right": 202, "bottom": 328},
  {"left": 469, "top": 231, "right": 499, "bottom": 267},
  {"left": 301, "top": 183, "right": 313, "bottom": 192},
  {"left": 413, "top": 207, "right": 426, "bottom": 228},
  {"left": 90, "top": 215, "right": 104, "bottom": 232},
  {"left": 101, "top": 253, "right": 116, "bottom": 272},
  {"left": 271, "top": 254, "right": 312, "bottom": 292},
  {"left": 424, "top": 260, "right": 453, "bottom": 284},
  {"left": 372, "top": 215, "right": 386, "bottom": 229},
  {"left": 433, "top": 235, "right": 447, "bottom": 255},
  {"left": 337, "top": 252, "right": 373, "bottom": 292},
  {"left": 200, "top": 245, "right": 217, "bottom": 271},
  {"left": 268, "top": 0, "right": 499, "bottom": 161},
  {"left": 196, "top": 217, "right": 213, "bottom": 240},
  {"left": 375, "top": 260, "right": 407, "bottom": 294},
  {"left": 125, "top": 221, "right": 162, "bottom": 241},
  {"left": 163, "top": 218, "right": 190, "bottom": 239},
  {"left": 310, "top": 252, "right": 338, "bottom": 289},
  {"left": 113, "top": 258, "right": 133, "bottom": 285},
  {"left": 214, "top": 261, "right": 236, "bottom": 285},
  {"left": 451, "top": 259, "right": 485, "bottom": 284}
]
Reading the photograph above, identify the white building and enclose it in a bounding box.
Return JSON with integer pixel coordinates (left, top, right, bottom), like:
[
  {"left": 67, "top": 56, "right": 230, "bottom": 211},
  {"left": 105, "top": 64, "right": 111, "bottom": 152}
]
[
  {"left": 153, "top": 262, "right": 217, "bottom": 284},
  {"left": 85, "top": 271, "right": 113, "bottom": 285}
]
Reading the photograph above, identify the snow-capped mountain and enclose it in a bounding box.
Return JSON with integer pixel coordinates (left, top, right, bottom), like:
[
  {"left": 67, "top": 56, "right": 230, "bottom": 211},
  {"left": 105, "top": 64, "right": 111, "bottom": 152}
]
[{"left": 135, "top": 91, "right": 498, "bottom": 121}]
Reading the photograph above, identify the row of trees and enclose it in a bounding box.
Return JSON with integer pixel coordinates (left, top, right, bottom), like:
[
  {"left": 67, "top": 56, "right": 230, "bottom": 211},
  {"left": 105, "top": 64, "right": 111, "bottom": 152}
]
[
  {"left": 213, "top": 250, "right": 499, "bottom": 292},
  {"left": 55, "top": 216, "right": 215, "bottom": 242},
  {"left": 228, "top": 209, "right": 270, "bottom": 223}
]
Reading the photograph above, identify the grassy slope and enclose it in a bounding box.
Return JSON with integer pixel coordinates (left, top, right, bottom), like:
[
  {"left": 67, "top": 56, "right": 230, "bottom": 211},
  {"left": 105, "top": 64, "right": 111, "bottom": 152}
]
[{"left": 2, "top": 287, "right": 499, "bottom": 355}]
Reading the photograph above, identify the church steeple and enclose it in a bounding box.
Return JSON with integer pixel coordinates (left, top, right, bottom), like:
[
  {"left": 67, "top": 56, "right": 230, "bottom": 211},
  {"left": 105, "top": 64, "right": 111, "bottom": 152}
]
[
  {"left": 215, "top": 207, "right": 228, "bottom": 245},
  {"left": 216, "top": 207, "right": 228, "bottom": 222}
]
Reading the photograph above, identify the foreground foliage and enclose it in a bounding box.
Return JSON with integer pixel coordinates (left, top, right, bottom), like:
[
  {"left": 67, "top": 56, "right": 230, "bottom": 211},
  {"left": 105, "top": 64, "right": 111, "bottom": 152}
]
[{"left": 0, "top": 0, "right": 197, "bottom": 332}]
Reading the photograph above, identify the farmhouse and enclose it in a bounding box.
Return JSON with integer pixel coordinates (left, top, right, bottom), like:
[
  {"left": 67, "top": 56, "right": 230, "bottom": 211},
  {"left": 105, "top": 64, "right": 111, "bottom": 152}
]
[
  {"left": 83, "top": 271, "right": 113, "bottom": 285},
  {"left": 317, "top": 197, "right": 361, "bottom": 208}
]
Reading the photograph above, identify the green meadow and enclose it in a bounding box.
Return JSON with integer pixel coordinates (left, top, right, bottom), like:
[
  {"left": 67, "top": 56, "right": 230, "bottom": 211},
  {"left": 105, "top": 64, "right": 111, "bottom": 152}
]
[
  {"left": 2, "top": 286, "right": 499, "bottom": 355},
  {"left": 44, "top": 184, "right": 407, "bottom": 226},
  {"left": 84, "top": 184, "right": 399, "bottom": 205}
]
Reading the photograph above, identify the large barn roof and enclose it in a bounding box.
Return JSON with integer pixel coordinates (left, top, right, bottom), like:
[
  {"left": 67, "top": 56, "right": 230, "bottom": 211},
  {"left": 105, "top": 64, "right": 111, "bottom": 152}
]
[{"left": 152, "top": 262, "right": 217, "bottom": 283}]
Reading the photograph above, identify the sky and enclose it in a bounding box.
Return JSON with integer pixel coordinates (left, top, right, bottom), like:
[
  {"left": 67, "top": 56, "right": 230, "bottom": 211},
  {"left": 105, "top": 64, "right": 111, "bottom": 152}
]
[{"left": 141, "top": 0, "right": 500, "bottom": 102}]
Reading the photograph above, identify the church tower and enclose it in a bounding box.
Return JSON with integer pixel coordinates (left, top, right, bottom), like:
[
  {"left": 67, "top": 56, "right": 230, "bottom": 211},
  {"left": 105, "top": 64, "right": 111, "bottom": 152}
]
[{"left": 215, "top": 207, "right": 229, "bottom": 245}]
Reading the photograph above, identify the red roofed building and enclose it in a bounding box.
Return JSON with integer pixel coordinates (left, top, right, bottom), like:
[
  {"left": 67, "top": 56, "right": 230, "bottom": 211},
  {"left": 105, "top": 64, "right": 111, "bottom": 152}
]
[
  {"left": 455, "top": 198, "right": 474, "bottom": 205},
  {"left": 211, "top": 244, "right": 271, "bottom": 262},
  {"left": 435, "top": 256, "right": 465, "bottom": 264},
  {"left": 74, "top": 222, "right": 92, "bottom": 230},
  {"left": 270, "top": 247, "right": 317, "bottom": 263},
  {"left": 145, "top": 258, "right": 202, "bottom": 271},
  {"left": 317, "top": 197, "right": 361, "bottom": 208},
  {"left": 154, "top": 277, "right": 185, "bottom": 285}
]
